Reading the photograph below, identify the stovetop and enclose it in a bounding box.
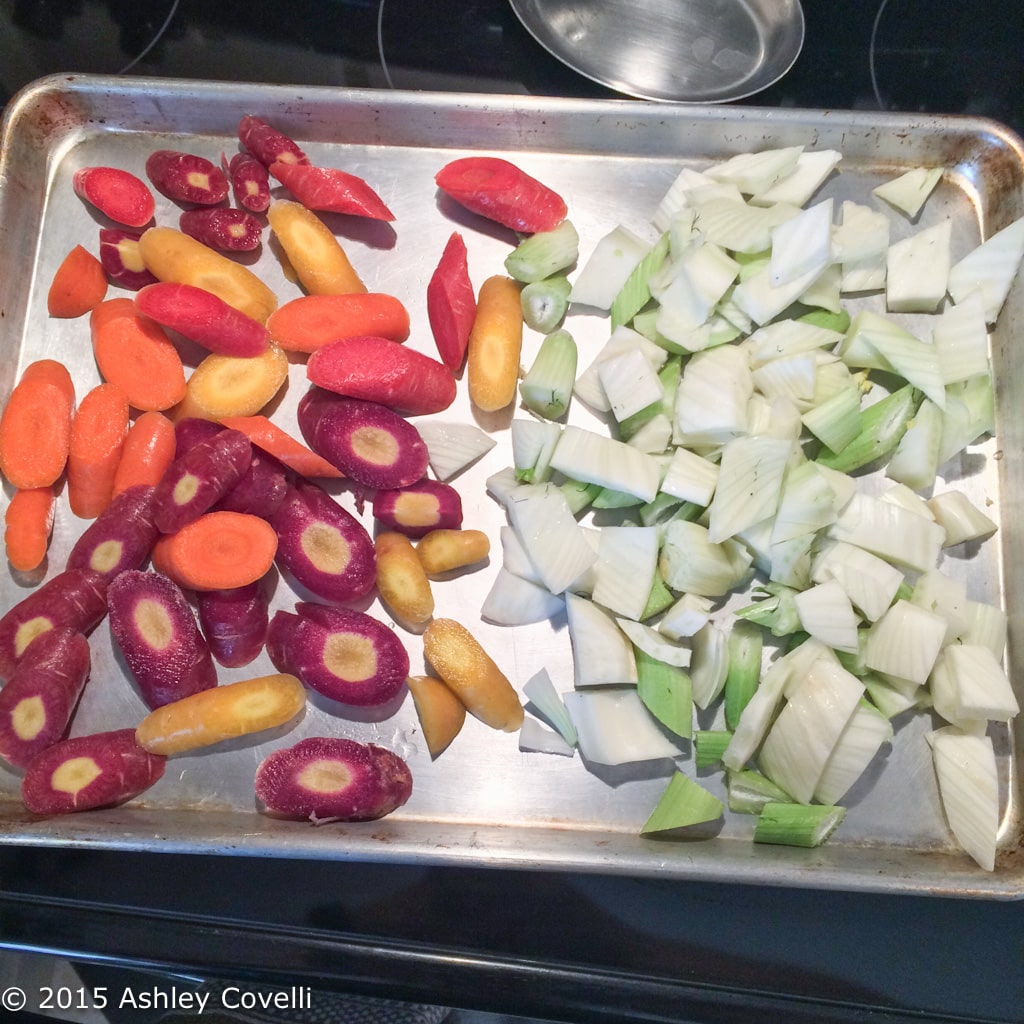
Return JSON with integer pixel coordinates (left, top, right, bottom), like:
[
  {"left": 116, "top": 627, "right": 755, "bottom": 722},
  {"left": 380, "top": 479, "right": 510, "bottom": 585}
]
[{"left": 2, "top": 0, "right": 1022, "bottom": 137}]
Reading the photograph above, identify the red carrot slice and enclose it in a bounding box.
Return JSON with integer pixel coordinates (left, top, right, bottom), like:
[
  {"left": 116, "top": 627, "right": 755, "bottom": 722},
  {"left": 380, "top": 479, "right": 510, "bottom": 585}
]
[
  {"left": 427, "top": 231, "right": 476, "bottom": 370},
  {"left": 435, "top": 156, "right": 567, "bottom": 233},
  {"left": 4, "top": 486, "right": 55, "bottom": 573},
  {"left": 89, "top": 298, "right": 187, "bottom": 413},
  {"left": 306, "top": 335, "right": 457, "bottom": 416},
  {"left": 220, "top": 414, "right": 344, "bottom": 479},
  {"left": 179, "top": 208, "right": 263, "bottom": 252},
  {"left": 150, "top": 510, "right": 278, "bottom": 592},
  {"left": 222, "top": 151, "right": 271, "bottom": 212},
  {"left": 66, "top": 484, "right": 161, "bottom": 581},
  {"left": 0, "top": 627, "right": 91, "bottom": 769},
  {"left": 98, "top": 229, "right": 158, "bottom": 291},
  {"left": 112, "top": 411, "right": 177, "bottom": 496},
  {"left": 21, "top": 728, "right": 166, "bottom": 815},
  {"left": 255, "top": 736, "right": 412, "bottom": 822},
  {"left": 67, "top": 382, "right": 130, "bottom": 519},
  {"left": 145, "top": 149, "right": 229, "bottom": 206},
  {"left": 238, "top": 115, "right": 309, "bottom": 168},
  {"left": 196, "top": 582, "right": 270, "bottom": 668},
  {"left": 134, "top": 282, "right": 269, "bottom": 358},
  {"left": 267, "top": 293, "right": 410, "bottom": 354},
  {"left": 73, "top": 167, "right": 155, "bottom": 228},
  {"left": 0, "top": 362, "right": 75, "bottom": 491},
  {"left": 269, "top": 161, "right": 395, "bottom": 221},
  {"left": 47, "top": 244, "right": 108, "bottom": 318},
  {"left": 296, "top": 390, "right": 429, "bottom": 490},
  {"left": 269, "top": 479, "right": 376, "bottom": 604},
  {"left": 152, "top": 427, "right": 253, "bottom": 534},
  {"left": 0, "top": 568, "right": 109, "bottom": 678},
  {"left": 266, "top": 602, "right": 409, "bottom": 708},
  {"left": 107, "top": 569, "right": 218, "bottom": 709},
  {"left": 372, "top": 479, "right": 464, "bottom": 538}
]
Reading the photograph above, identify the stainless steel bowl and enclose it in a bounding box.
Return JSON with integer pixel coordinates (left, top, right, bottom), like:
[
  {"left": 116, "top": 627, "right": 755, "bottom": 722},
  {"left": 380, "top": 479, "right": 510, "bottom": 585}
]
[{"left": 508, "top": 0, "right": 805, "bottom": 103}]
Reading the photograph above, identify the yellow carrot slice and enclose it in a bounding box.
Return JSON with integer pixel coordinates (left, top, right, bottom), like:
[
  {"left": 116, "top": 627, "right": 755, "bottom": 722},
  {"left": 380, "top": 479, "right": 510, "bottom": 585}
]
[
  {"left": 267, "top": 200, "right": 367, "bottom": 295},
  {"left": 174, "top": 343, "right": 289, "bottom": 421},
  {"left": 135, "top": 672, "right": 306, "bottom": 755},
  {"left": 406, "top": 674, "right": 466, "bottom": 758},
  {"left": 467, "top": 275, "right": 523, "bottom": 412},
  {"left": 422, "top": 617, "right": 523, "bottom": 731},
  {"left": 374, "top": 531, "right": 434, "bottom": 631}
]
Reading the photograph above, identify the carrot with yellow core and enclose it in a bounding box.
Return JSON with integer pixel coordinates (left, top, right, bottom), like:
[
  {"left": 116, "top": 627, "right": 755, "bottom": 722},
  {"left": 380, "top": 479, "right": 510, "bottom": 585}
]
[
  {"left": 174, "top": 344, "right": 289, "bottom": 422},
  {"left": 135, "top": 673, "right": 306, "bottom": 756},
  {"left": 267, "top": 200, "right": 367, "bottom": 295},
  {"left": 374, "top": 531, "right": 434, "bottom": 631},
  {"left": 406, "top": 674, "right": 465, "bottom": 758},
  {"left": 422, "top": 617, "right": 523, "bottom": 731},
  {"left": 137, "top": 226, "right": 278, "bottom": 324},
  {"left": 467, "top": 275, "right": 523, "bottom": 412}
]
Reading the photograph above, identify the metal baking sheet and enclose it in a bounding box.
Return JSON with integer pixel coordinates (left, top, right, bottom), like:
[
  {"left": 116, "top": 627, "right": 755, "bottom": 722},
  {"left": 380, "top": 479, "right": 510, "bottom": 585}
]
[{"left": 0, "top": 74, "right": 1022, "bottom": 899}]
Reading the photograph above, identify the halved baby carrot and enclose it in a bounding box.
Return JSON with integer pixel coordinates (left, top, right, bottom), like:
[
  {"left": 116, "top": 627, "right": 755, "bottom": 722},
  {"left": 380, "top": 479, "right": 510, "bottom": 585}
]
[
  {"left": 4, "top": 486, "right": 56, "bottom": 573},
  {"left": 266, "top": 293, "right": 410, "bottom": 353},
  {"left": 174, "top": 344, "right": 289, "bottom": 422},
  {"left": 219, "top": 414, "right": 343, "bottom": 479},
  {"left": 90, "top": 298, "right": 187, "bottom": 412},
  {"left": 47, "top": 244, "right": 108, "bottom": 318},
  {"left": 467, "top": 275, "right": 524, "bottom": 413},
  {"left": 0, "top": 361, "right": 75, "bottom": 490},
  {"left": 112, "top": 411, "right": 177, "bottom": 496},
  {"left": 266, "top": 200, "right": 367, "bottom": 295},
  {"left": 67, "top": 382, "right": 130, "bottom": 519},
  {"left": 150, "top": 510, "right": 278, "bottom": 591},
  {"left": 135, "top": 672, "right": 306, "bottom": 756}
]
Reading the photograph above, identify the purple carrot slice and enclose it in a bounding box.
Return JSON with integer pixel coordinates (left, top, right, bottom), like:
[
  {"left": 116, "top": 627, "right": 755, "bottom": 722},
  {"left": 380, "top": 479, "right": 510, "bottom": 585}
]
[
  {"left": 238, "top": 115, "right": 309, "bottom": 168},
  {"left": 107, "top": 569, "right": 217, "bottom": 709},
  {"left": 254, "top": 735, "right": 412, "bottom": 821},
  {"left": 145, "top": 150, "right": 229, "bottom": 206},
  {"left": 196, "top": 581, "right": 270, "bottom": 668},
  {"left": 66, "top": 484, "right": 161, "bottom": 581},
  {"left": 371, "top": 478, "right": 463, "bottom": 538},
  {"left": 223, "top": 151, "right": 272, "bottom": 212},
  {"left": 98, "top": 229, "right": 158, "bottom": 291},
  {"left": 179, "top": 208, "right": 263, "bottom": 252},
  {"left": 22, "top": 728, "right": 166, "bottom": 815}
]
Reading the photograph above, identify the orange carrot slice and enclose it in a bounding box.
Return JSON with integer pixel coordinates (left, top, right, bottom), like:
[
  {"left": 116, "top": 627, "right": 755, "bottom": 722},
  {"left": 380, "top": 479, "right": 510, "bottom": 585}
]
[
  {"left": 4, "top": 486, "right": 56, "bottom": 573},
  {"left": 111, "top": 411, "right": 177, "bottom": 496},
  {"left": 0, "top": 362, "right": 75, "bottom": 490},
  {"left": 150, "top": 510, "right": 278, "bottom": 591},
  {"left": 467, "top": 275, "right": 523, "bottom": 413},
  {"left": 267, "top": 292, "right": 410, "bottom": 353},
  {"left": 90, "top": 298, "right": 187, "bottom": 412},
  {"left": 219, "top": 414, "right": 343, "bottom": 479},
  {"left": 47, "top": 245, "right": 108, "bottom": 318},
  {"left": 67, "top": 382, "right": 130, "bottom": 519}
]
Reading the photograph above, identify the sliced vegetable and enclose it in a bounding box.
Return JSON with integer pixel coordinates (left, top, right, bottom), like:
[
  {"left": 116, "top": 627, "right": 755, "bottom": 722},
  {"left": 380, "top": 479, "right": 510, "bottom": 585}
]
[
  {"left": 196, "top": 581, "right": 270, "bottom": 668},
  {"left": 753, "top": 802, "right": 846, "bottom": 848},
  {"left": 66, "top": 483, "right": 160, "bottom": 581},
  {"left": 220, "top": 415, "right": 344, "bottom": 480},
  {"left": 107, "top": 569, "right": 217, "bottom": 709},
  {"left": 179, "top": 207, "right": 263, "bottom": 252},
  {"left": 145, "top": 149, "right": 229, "bottom": 205},
  {"left": 270, "top": 160, "right": 394, "bottom": 220},
  {"left": 374, "top": 531, "right": 435, "bottom": 631},
  {"left": 641, "top": 772, "right": 723, "bottom": 833},
  {"left": 406, "top": 674, "right": 466, "bottom": 759},
  {"left": 174, "top": 344, "right": 289, "bottom": 422},
  {"left": 372, "top": 479, "right": 463, "bottom": 539},
  {"left": 98, "top": 228, "right": 157, "bottom": 290},
  {"left": 111, "top": 411, "right": 177, "bottom": 496},
  {"left": 416, "top": 528, "right": 490, "bottom": 576},
  {"left": 267, "top": 200, "right": 367, "bottom": 295},
  {"left": 47, "top": 244, "right": 108, "bottom": 318},
  {"left": 268, "top": 292, "right": 410, "bottom": 353},
  {"left": 67, "top": 382, "right": 130, "bottom": 520},
  {"left": 254, "top": 736, "right": 412, "bottom": 823},
  {"left": 72, "top": 167, "right": 155, "bottom": 228},
  {"left": 135, "top": 672, "right": 305, "bottom": 756},
  {"left": 427, "top": 231, "right": 477, "bottom": 371},
  {"left": 21, "top": 728, "right": 166, "bottom": 815},
  {"left": 4, "top": 486, "right": 55, "bottom": 574},
  {"left": 467, "top": 275, "right": 524, "bottom": 413},
  {"left": 238, "top": 114, "right": 309, "bottom": 168},
  {"left": 223, "top": 150, "right": 271, "bottom": 212}
]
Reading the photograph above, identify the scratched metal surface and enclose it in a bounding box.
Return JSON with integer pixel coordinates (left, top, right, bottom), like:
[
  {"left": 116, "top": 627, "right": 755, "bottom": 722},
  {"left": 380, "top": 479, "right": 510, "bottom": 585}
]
[{"left": 0, "top": 74, "right": 1021, "bottom": 898}]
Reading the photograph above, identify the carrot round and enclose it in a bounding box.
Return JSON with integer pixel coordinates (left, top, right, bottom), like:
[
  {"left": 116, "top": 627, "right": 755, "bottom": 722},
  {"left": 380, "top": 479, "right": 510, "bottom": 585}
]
[
  {"left": 174, "top": 344, "right": 289, "bottom": 422},
  {"left": 67, "top": 382, "right": 130, "bottom": 519},
  {"left": 4, "top": 486, "right": 55, "bottom": 573},
  {"left": 467, "top": 275, "right": 524, "bottom": 413},
  {"left": 219, "top": 414, "right": 343, "bottom": 479},
  {"left": 47, "top": 244, "right": 108, "bottom": 318},
  {"left": 0, "top": 362, "right": 75, "bottom": 490},
  {"left": 266, "top": 293, "right": 410, "bottom": 353},
  {"left": 135, "top": 672, "right": 306, "bottom": 756},
  {"left": 90, "top": 298, "right": 187, "bottom": 412},
  {"left": 150, "top": 510, "right": 278, "bottom": 591},
  {"left": 112, "top": 411, "right": 177, "bottom": 496}
]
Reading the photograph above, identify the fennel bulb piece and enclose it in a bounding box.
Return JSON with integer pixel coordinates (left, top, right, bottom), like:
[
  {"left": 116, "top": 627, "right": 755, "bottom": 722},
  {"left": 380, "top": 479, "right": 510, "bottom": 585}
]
[
  {"left": 770, "top": 198, "right": 834, "bottom": 287},
  {"left": 754, "top": 149, "right": 842, "bottom": 207},
  {"left": 597, "top": 348, "right": 665, "bottom": 422},
  {"left": 753, "top": 802, "right": 846, "bottom": 848},
  {"left": 549, "top": 424, "right": 661, "bottom": 502},
  {"left": 519, "top": 717, "right": 575, "bottom": 757},
  {"left": 810, "top": 539, "right": 904, "bottom": 623},
  {"left": 593, "top": 526, "right": 659, "bottom": 621},
  {"left": 570, "top": 225, "right": 651, "bottom": 311},
  {"left": 564, "top": 687, "right": 686, "bottom": 766},
  {"left": 872, "top": 166, "right": 943, "bottom": 219},
  {"left": 523, "top": 668, "right": 578, "bottom": 746},
  {"left": 931, "top": 292, "right": 990, "bottom": 385},
  {"left": 706, "top": 435, "right": 792, "bottom": 544},
  {"left": 929, "top": 644, "right": 1019, "bottom": 725},
  {"left": 642, "top": 772, "right": 723, "bottom": 833},
  {"left": 481, "top": 567, "right": 565, "bottom": 626},
  {"left": 659, "top": 519, "right": 754, "bottom": 598},
  {"left": 947, "top": 214, "right": 1024, "bottom": 324},
  {"left": 864, "top": 599, "right": 947, "bottom": 686},
  {"left": 929, "top": 726, "right": 999, "bottom": 871},
  {"left": 885, "top": 219, "right": 952, "bottom": 313},
  {"left": 793, "top": 580, "right": 861, "bottom": 654},
  {"left": 706, "top": 146, "right": 804, "bottom": 196},
  {"left": 565, "top": 592, "right": 637, "bottom": 687},
  {"left": 813, "top": 701, "right": 893, "bottom": 805},
  {"left": 689, "top": 621, "right": 730, "bottom": 709},
  {"left": 926, "top": 490, "right": 998, "bottom": 547},
  {"left": 418, "top": 420, "right": 497, "bottom": 481}
]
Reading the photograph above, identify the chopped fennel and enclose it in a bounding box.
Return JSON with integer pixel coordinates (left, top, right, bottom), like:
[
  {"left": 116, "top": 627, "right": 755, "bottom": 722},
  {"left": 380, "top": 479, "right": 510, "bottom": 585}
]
[
  {"left": 769, "top": 198, "right": 834, "bottom": 287},
  {"left": 659, "top": 593, "right": 714, "bottom": 640},
  {"left": 565, "top": 592, "right": 637, "bottom": 687},
  {"left": 723, "top": 619, "right": 762, "bottom": 731},
  {"left": 753, "top": 802, "right": 846, "bottom": 848},
  {"left": 793, "top": 579, "right": 860, "bottom": 654},
  {"left": 813, "top": 701, "right": 893, "bottom": 805},
  {"left": 519, "top": 717, "right": 575, "bottom": 757},
  {"left": 863, "top": 599, "right": 947, "bottom": 686},
  {"left": 521, "top": 275, "right": 571, "bottom": 333},
  {"left": 706, "top": 146, "right": 804, "bottom": 196},
  {"left": 504, "top": 219, "right": 579, "bottom": 283},
  {"left": 511, "top": 417, "right": 561, "bottom": 482},
  {"left": 872, "top": 166, "right": 943, "bottom": 219},
  {"left": 885, "top": 219, "right": 952, "bottom": 313},
  {"left": 549, "top": 424, "right": 661, "bottom": 502},
  {"left": 689, "top": 621, "right": 730, "bottom": 709},
  {"left": 634, "top": 645, "right": 693, "bottom": 740},
  {"left": 727, "top": 769, "right": 793, "bottom": 814},
  {"left": 480, "top": 568, "right": 565, "bottom": 626},
  {"left": 926, "top": 490, "right": 997, "bottom": 547},
  {"left": 753, "top": 148, "right": 841, "bottom": 207},
  {"left": 417, "top": 420, "right": 497, "bottom": 481},
  {"left": 930, "top": 292, "right": 990, "bottom": 385},
  {"left": 928, "top": 726, "right": 999, "bottom": 871},
  {"left": 884, "top": 397, "right": 943, "bottom": 491},
  {"left": 617, "top": 615, "right": 690, "bottom": 669},
  {"left": 564, "top": 687, "right": 685, "bottom": 766},
  {"left": 519, "top": 329, "right": 578, "bottom": 420},
  {"left": 597, "top": 348, "right": 665, "bottom": 422},
  {"left": 831, "top": 200, "right": 890, "bottom": 263},
  {"left": 706, "top": 434, "right": 792, "bottom": 544},
  {"left": 929, "top": 644, "right": 1019, "bottom": 725},
  {"left": 642, "top": 772, "right": 723, "bottom": 833},
  {"left": 695, "top": 730, "right": 733, "bottom": 769},
  {"left": 592, "top": 526, "right": 659, "bottom": 620},
  {"left": 523, "top": 667, "right": 578, "bottom": 747},
  {"left": 570, "top": 224, "right": 652, "bottom": 310},
  {"left": 947, "top": 213, "right": 1024, "bottom": 323}
]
